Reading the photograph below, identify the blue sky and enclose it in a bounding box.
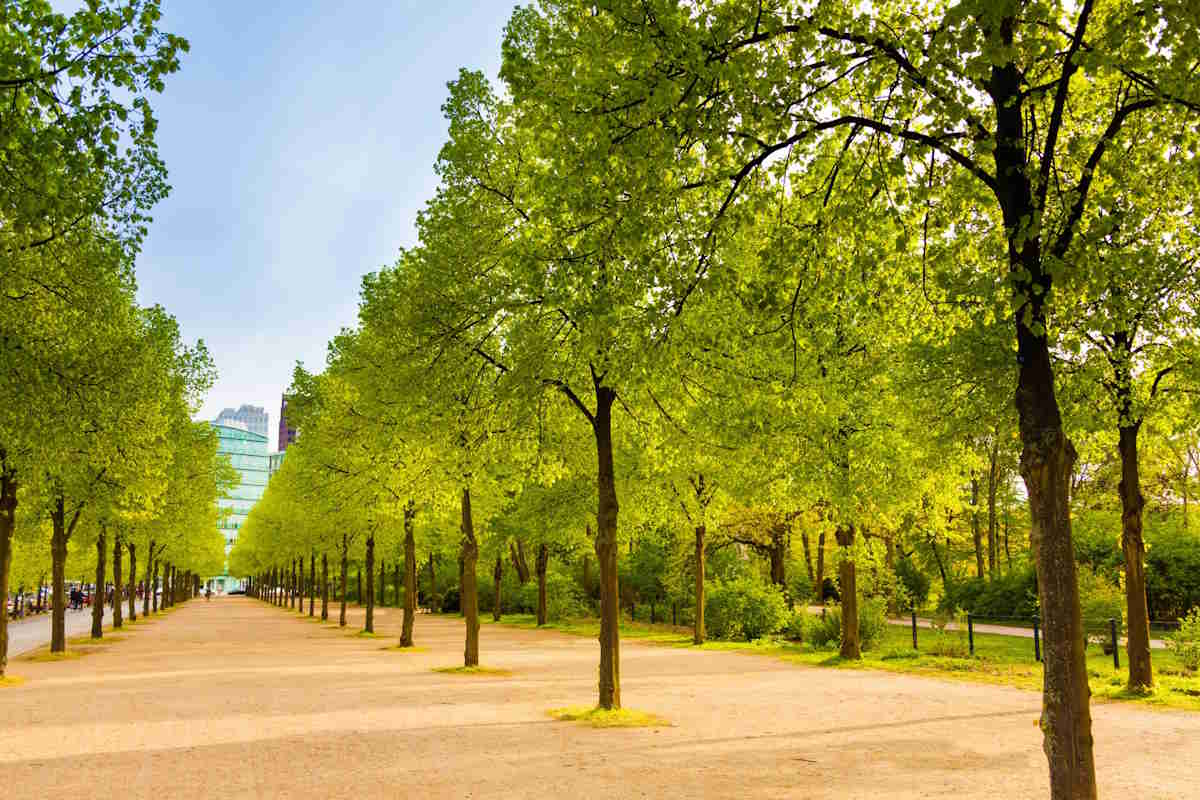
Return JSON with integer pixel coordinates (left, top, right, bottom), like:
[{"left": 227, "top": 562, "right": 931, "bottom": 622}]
[{"left": 134, "top": 2, "right": 516, "bottom": 431}]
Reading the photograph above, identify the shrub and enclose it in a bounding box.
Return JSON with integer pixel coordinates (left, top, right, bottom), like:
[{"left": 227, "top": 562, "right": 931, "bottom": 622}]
[
  {"left": 704, "top": 577, "right": 789, "bottom": 641},
  {"left": 894, "top": 557, "right": 931, "bottom": 608},
  {"left": 942, "top": 567, "right": 1038, "bottom": 619},
  {"left": 516, "top": 570, "right": 590, "bottom": 622},
  {"left": 1169, "top": 607, "right": 1200, "bottom": 672},
  {"left": 1077, "top": 569, "right": 1124, "bottom": 647},
  {"left": 1145, "top": 521, "right": 1200, "bottom": 621},
  {"left": 805, "top": 598, "right": 887, "bottom": 652},
  {"left": 782, "top": 610, "right": 808, "bottom": 642}
]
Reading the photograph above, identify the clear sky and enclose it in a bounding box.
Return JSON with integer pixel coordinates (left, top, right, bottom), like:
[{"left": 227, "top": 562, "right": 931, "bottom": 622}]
[{"left": 134, "top": 2, "right": 515, "bottom": 431}]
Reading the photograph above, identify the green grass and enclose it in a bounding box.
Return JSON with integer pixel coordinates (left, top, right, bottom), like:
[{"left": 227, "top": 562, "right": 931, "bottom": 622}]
[
  {"left": 432, "top": 665, "right": 512, "bottom": 676},
  {"left": 0, "top": 675, "right": 26, "bottom": 687},
  {"left": 548, "top": 706, "right": 670, "bottom": 728},
  {"left": 380, "top": 645, "right": 428, "bottom": 653},
  {"left": 67, "top": 633, "right": 126, "bottom": 646},
  {"left": 355, "top": 630, "right": 380, "bottom": 638},
  {"left": 482, "top": 613, "right": 1200, "bottom": 712}
]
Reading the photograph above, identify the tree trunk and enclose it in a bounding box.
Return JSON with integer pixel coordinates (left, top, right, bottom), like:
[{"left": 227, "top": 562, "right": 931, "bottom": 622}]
[
  {"left": 836, "top": 524, "right": 859, "bottom": 660},
  {"left": 461, "top": 487, "right": 480, "bottom": 666},
  {"left": 582, "top": 551, "right": 591, "bottom": 598},
  {"left": 769, "top": 523, "right": 787, "bottom": 589},
  {"left": 321, "top": 553, "right": 329, "bottom": 621},
  {"left": 309, "top": 553, "right": 316, "bottom": 616},
  {"left": 393, "top": 561, "right": 400, "bottom": 608},
  {"left": 292, "top": 558, "right": 298, "bottom": 610},
  {"left": 1118, "top": 422, "right": 1153, "bottom": 690},
  {"left": 91, "top": 524, "right": 107, "bottom": 639},
  {"left": 112, "top": 534, "right": 123, "bottom": 629},
  {"left": 511, "top": 540, "right": 531, "bottom": 584},
  {"left": 143, "top": 541, "right": 154, "bottom": 618},
  {"left": 990, "top": 48, "right": 1096, "bottom": 797},
  {"left": 694, "top": 524, "right": 706, "bottom": 644},
  {"left": 987, "top": 440, "right": 1000, "bottom": 576},
  {"left": 379, "top": 557, "right": 386, "bottom": 608},
  {"left": 457, "top": 553, "right": 465, "bottom": 617},
  {"left": 126, "top": 543, "right": 137, "bottom": 623},
  {"left": 0, "top": 466, "right": 17, "bottom": 676},
  {"left": 492, "top": 553, "right": 503, "bottom": 622},
  {"left": 536, "top": 543, "right": 548, "bottom": 626},
  {"left": 152, "top": 560, "right": 160, "bottom": 613},
  {"left": 593, "top": 385, "right": 621, "bottom": 709},
  {"left": 800, "top": 530, "right": 814, "bottom": 582},
  {"left": 814, "top": 531, "right": 826, "bottom": 603},
  {"left": 428, "top": 552, "right": 437, "bottom": 611},
  {"left": 50, "top": 499, "right": 69, "bottom": 653},
  {"left": 356, "top": 568, "right": 362, "bottom": 607},
  {"left": 400, "top": 501, "right": 416, "bottom": 647},
  {"left": 364, "top": 535, "right": 375, "bottom": 634},
  {"left": 971, "top": 476, "right": 985, "bottom": 579},
  {"left": 339, "top": 537, "right": 348, "bottom": 627}
]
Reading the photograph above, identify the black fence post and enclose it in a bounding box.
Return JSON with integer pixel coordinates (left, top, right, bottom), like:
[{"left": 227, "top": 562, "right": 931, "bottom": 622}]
[
  {"left": 672, "top": 602, "right": 677, "bottom": 626},
  {"left": 1110, "top": 618, "right": 1120, "bottom": 670},
  {"left": 1033, "top": 615, "right": 1041, "bottom": 662},
  {"left": 911, "top": 610, "right": 918, "bottom": 650},
  {"left": 967, "top": 613, "right": 975, "bottom": 656}
]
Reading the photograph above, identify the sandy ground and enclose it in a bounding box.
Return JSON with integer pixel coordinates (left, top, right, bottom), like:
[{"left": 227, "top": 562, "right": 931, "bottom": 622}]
[{"left": 2, "top": 597, "right": 1197, "bottom": 800}]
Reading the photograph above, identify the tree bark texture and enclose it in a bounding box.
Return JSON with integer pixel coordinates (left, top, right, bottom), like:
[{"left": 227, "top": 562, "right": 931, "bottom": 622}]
[
  {"left": 593, "top": 386, "right": 621, "bottom": 709},
  {"left": 143, "top": 541, "right": 154, "bottom": 619},
  {"left": 339, "top": 537, "right": 348, "bottom": 627},
  {"left": 112, "top": 533, "right": 123, "bottom": 629},
  {"left": 971, "top": 477, "right": 985, "bottom": 579},
  {"left": 379, "top": 557, "right": 386, "bottom": 608},
  {"left": 152, "top": 560, "right": 160, "bottom": 613},
  {"left": 321, "top": 553, "right": 329, "bottom": 621},
  {"left": 401, "top": 501, "right": 416, "bottom": 647},
  {"left": 364, "top": 535, "right": 375, "bottom": 634},
  {"left": 50, "top": 499, "right": 69, "bottom": 653},
  {"left": 0, "top": 466, "right": 17, "bottom": 675},
  {"left": 535, "top": 543, "right": 548, "bottom": 627},
  {"left": 126, "top": 543, "right": 137, "bottom": 623},
  {"left": 1118, "top": 423, "right": 1153, "bottom": 689},
  {"left": 309, "top": 553, "right": 316, "bottom": 617},
  {"left": 990, "top": 42, "right": 1097, "bottom": 797},
  {"left": 91, "top": 525, "right": 106, "bottom": 639},
  {"left": 460, "top": 487, "right": 480, "bottom": 667},
  {"left": 492, "top": 553, "right": 502, "bottom": 621},
  {"left": 814, "top": 530, "right": 826, "bottom": 603},
  {"left": 835, "top": 524, "right": 859, "bottom": 660}
]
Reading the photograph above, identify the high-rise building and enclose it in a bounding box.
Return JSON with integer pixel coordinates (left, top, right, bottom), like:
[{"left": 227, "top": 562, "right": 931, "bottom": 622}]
[
  {"left": 216, "top": 404, "right": 269, "bottom": 439},
  {"left": 278, "top": 394, "right": 297, "bottom": 451},
  {"left": 210, "top": 421, "right": 269, "bottom": 592}
]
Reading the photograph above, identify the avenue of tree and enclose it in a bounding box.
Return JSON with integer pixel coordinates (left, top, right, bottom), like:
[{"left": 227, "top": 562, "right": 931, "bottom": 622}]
[
  {"left": 227, "top": 4, "right": 1199, "bottom": 800},
  {"left": 1, "top": 1, "right": 232, "bottom": 675}
]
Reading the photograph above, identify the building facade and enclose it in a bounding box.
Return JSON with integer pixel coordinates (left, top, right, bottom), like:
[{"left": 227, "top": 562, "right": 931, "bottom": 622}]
[
  {"left": 212, "top": 422, "right": 270, "bottom": 592},
  {"left": 216, "top": 404, "right": 270, "bottom": 439},
  {"left": 278, "top": 394, "right": 297, "bottom": 451}
]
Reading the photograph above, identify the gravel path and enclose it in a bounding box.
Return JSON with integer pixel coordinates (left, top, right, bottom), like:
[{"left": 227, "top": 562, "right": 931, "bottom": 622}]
[
  {"left": 6, "top": 605, "right": 115, "bottom": 656},
  {"left": 2, "top": 597, "right": 1196, "bottom": 799}
]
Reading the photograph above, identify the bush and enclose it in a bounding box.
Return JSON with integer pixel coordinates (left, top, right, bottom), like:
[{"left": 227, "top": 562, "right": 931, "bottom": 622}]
[
  {"left": 516, "top": 569, "right": 590, "bottom": 622},
  {"left": 1077, "top": 569, "right": 1124, "bottom": 647},
  {"left": 1145, "top": 521, "right": 1200, "bottom": 621},
  {"left": 942, "top": 567, "right": 1038, "bottom": 619},
  {"left": 894, "top": 557, "right": 931, "bottom": 608},
  {"left": 704, "top": 577, "right": 789, "bottom": 641},
  {"left": 1169, "top": 607, "right": 1200, "bottom": 672},
  {"left": 782, "top": 610, "right": 808, "bottom": 642},
  {"left": 805, "top": 598, "right": 887, "bottom": 652}
]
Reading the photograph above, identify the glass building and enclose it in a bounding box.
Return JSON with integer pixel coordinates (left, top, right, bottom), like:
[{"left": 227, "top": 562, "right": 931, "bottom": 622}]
[{"left": 211, "top": 422, "right": 270, "bottom": 591}]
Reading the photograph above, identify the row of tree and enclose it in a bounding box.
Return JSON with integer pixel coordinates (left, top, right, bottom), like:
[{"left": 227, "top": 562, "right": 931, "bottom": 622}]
[
  {"left": 0, "top": 2, "right": 233, "bottom": 676},
  {"left": 229, "top": 3, "right": 1199, "bottom": 798}
]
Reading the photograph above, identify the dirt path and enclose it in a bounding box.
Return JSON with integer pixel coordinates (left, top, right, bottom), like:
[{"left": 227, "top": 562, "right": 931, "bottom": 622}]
[{"left": 2, "top": 598, "right": 1196, "bottom": 799}]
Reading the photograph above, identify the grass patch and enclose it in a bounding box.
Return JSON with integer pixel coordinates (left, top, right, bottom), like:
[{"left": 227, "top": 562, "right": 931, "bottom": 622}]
[
  {"left": 432, "top": 665, "right": 512, "bottom": 676},
  {"left": 484, "top": 613, "right": 1200, "bottom": 712},
  {"left": 355, "top": 630, "right": 380, "bottom": 638},
  {"left": 67, "top": 633, "right": 126, "bottom": 646},
  {"left": 0, "top": 675, "right": 26, "bottom": 687},
  {"left": 548, "top": 706, "right": 670, "bottom": 728},
  {"left": 380, "top": 645, "right": 429, "bottom": 653}
]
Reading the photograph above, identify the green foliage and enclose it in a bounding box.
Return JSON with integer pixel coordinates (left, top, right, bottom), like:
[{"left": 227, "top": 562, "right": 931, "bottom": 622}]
[
  {"left": 942, "top": 567, "right": 1039, "bottom": 620},
  {"left": 516, "top": 569, "right": 590, "bottom": 622},
  {"left": 894, "top": 557, "right": 931, "bottom": 608},
  {"left": 1077, "top": 569, "right": 1125, "bottom": 643},
  {"left": 806, "top": 598, "right": 888, "bottom": 652},
  {"left": 704, "top": 577, "right": 788, "bottom": 642},
  {"left": 1169, "top": 608, "right": 1200, "bottom": 672},
  {"left": 1146, "top": 522, "right": 1200, "bottom": 621}
]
